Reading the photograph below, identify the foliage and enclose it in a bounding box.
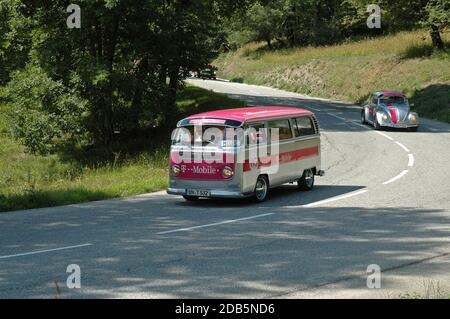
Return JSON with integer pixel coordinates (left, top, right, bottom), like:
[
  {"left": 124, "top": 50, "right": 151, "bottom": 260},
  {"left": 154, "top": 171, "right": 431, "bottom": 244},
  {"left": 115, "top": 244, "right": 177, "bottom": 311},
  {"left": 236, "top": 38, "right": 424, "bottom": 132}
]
[
  {"left": 4, "top": 64, "right": 88, "bottom": 154},
  {"left": 1, "top": 0, "right": 249, "bottom": 154},
  {"left": 424, "top": 0, "right": 450, "bottom": 30},
  {"left": 225, "top": 0, "right": 449, "bottom": 49},
  {"left": 226, "top": 2, "right": 284, "bottom": 49},
  {"left": 0, "top": 0, "right": 33, "bottom": 85}
]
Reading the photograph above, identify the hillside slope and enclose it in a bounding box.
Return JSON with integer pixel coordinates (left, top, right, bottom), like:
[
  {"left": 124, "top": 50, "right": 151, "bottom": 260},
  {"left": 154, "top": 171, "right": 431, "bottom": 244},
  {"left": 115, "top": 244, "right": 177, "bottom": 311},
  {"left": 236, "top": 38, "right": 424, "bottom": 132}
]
[{"left": 215, "top": 31, "right": 450, "bottom": 123}]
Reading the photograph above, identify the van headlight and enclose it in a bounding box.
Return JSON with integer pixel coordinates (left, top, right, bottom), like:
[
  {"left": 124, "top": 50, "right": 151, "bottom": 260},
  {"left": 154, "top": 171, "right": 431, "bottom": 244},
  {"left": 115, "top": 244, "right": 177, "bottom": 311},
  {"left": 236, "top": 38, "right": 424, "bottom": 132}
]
[
  {"left": 171, "top": 165, "right": 181, "bottom": 176},
  {"left": 409, "top": 114, "right": 417, "bottom": 122},
  {"left": 222, "top": 166, "right": 234, "bottom": 178}
]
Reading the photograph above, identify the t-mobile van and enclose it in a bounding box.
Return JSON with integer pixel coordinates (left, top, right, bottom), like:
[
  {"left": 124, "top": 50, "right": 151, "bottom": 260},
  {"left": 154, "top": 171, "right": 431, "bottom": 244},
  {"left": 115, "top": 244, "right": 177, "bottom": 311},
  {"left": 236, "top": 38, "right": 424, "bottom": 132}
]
[{"left": 167, "top": 106, "right": 324, "bottom": 202}]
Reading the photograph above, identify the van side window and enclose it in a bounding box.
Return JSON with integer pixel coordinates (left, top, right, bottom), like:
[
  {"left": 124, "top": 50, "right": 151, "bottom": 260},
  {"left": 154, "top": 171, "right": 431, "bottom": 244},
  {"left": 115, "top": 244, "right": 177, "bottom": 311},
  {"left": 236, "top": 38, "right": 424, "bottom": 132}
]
[
  {"left": 247, "top": 123, "right": 267, "bottom": 146},
  {"left": 268, "top": 119, "right": 292, "bottom": 140},
  {"left": 293, "top": 117, "right": 315, "bottom": 137}
]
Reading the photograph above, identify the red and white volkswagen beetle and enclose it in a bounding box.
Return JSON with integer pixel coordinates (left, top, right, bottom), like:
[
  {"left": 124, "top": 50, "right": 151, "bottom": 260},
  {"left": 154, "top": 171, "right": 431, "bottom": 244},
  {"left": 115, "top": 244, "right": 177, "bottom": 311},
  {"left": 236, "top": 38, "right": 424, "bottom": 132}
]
[
  {"left": 361, "top": 90, "right": 419, "bottom": 131},
  {"left": 167, "top": 106, "right": 324, "bottom": 202}
]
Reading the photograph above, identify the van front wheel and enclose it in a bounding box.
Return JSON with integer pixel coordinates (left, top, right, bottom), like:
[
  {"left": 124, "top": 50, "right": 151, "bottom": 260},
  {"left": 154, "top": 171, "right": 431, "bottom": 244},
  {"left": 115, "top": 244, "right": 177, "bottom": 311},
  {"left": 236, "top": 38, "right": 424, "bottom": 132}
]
[
  {"left": 254, "top": 175, "right": 269, "bottom": 202},
  {"left": 298, "top": 169, "right": 315, "bottom": 191}
]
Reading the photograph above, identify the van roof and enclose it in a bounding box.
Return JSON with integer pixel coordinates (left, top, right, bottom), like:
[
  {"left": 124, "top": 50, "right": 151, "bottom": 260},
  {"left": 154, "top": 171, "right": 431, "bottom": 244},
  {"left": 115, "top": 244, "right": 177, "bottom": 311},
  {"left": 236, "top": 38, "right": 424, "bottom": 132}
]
[{"left": 186, "top": 106, "right": 313, "bottom": 123}]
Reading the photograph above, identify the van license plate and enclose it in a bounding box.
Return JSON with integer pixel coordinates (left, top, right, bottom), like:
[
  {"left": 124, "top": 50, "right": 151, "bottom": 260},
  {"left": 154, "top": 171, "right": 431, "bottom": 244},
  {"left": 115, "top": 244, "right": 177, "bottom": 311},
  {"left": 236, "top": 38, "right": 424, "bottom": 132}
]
[{"left": 186, "top": 189, "right": 211, "bottom": 197}]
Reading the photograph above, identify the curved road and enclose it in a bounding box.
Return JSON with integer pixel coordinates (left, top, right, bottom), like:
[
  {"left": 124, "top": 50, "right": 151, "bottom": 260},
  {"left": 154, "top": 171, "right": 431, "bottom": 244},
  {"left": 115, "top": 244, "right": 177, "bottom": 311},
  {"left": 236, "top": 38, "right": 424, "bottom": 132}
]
[{"left": 0, "top": 78, "right": 449, "bottom": 298}]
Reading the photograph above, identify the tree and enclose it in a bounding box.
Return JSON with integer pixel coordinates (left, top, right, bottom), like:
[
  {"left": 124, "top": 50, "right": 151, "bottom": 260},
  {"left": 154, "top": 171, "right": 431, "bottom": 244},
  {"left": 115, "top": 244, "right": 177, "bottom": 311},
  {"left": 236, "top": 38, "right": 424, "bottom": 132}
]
[
  {"left": 3, "top": 0, "right": 249, "bottom": 154},
  {"left": 242, "top": 2, "right": 284, "bottom": 49},
  {"left": 424, "top": 0, "right": 449, "bottom": 49},
  {"left": 0, "top": 1, "right": 33, "bottom": 85},
  {"left": 5, "top": 64, "right": 87, "bottom": 155}
]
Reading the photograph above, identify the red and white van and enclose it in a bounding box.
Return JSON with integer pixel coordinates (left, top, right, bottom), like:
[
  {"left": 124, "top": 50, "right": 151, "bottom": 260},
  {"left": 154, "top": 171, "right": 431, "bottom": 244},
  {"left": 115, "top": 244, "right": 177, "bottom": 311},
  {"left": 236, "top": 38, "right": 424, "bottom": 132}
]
[{"left": 167, "top": 106, "right": 324, "bottom": 202}]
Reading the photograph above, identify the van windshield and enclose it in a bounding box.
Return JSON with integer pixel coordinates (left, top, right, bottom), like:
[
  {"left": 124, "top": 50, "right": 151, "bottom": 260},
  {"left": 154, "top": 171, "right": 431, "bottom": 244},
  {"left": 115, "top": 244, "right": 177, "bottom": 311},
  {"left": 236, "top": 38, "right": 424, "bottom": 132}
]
[{"left": 172, "top": 125, "right": 243, "bottom": 148}]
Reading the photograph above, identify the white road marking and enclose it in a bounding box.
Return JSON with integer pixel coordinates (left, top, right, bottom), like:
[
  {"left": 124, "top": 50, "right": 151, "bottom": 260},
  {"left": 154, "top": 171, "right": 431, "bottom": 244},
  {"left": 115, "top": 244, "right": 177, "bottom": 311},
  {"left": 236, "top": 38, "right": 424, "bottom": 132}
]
[
  {"left": 408, "top": 154, "right": 415, "bottom": 167},
  {"left": 157, "top": 213, "right": 275, "bottom": 235},
  {"left": 327, "top": 113, "right": 346, "bottom": 121},
  {"left": 351, "top": 120, "right": 368, "bottom": 128},
  {"left": 0, "top": 244, "right": 92, "bottom": 260},
  {"left": 382, "top": 170, "right": 409, "bottom": 185},
  {"left": 395, "top": 141, "right": 410, "bottom": 153},
  {"left": 302, "top": 189, "right": 369, "bottom": 208},
  {"left": 310, "top": 110, "right": 415, "bottom": 188},
  {"left": 374, "top": 131, "right": 394, "bottom": 141}
]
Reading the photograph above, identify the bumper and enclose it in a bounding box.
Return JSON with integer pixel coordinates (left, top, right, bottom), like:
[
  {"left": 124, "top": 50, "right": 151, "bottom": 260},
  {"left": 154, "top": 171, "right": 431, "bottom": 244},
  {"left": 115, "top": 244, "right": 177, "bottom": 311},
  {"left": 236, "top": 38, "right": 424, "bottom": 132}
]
[
  {"left": 167, "top": 188, "right": 250, "bottom": 199},
  {"left": 381, "top": 122, "right": 419, "bottom": 128}
]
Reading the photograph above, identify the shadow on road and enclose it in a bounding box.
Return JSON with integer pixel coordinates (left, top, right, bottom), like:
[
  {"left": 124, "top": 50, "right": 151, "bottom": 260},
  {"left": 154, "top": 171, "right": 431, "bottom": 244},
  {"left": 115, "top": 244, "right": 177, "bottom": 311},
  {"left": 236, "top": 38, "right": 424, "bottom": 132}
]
[
  {"left": 1, "top": 184, "right": 449, "bottom": 298},
  {"left": 175, "top": 184, "right": 365, "bottom": 208}
]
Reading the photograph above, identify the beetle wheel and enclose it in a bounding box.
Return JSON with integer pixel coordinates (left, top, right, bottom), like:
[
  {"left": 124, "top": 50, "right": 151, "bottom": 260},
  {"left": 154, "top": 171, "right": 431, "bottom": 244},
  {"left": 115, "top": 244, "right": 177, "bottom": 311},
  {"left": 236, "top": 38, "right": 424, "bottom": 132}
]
[
  {"left": 373, "top": 117, "right": 381, "bottom": 130},
  {"left": 361, "top": 109, "right": 367, "bottom": 124}
]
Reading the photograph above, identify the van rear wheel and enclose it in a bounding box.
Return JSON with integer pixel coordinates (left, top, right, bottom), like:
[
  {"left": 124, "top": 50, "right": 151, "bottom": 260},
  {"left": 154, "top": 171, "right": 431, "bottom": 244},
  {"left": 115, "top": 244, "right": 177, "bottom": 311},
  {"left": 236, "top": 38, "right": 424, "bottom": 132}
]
[
  {"left": 253, "top": 175, "right": 269, "bottom": 203},
  {"left": 183, "top": 195, "right": 199, "bottom": 201},
  {"left": 298, "top": 169, "right": 315, "bottom": 191}
]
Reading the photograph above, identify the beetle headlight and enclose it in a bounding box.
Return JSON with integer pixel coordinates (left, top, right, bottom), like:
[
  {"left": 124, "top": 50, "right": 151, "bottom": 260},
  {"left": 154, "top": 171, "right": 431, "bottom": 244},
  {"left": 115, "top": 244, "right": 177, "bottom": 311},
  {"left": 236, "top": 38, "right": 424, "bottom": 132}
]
[
  {"left": 409, "top": 114, "right": 417, "bottom": 122},
  {"left": 222, "top": 166, "right": 234, "bottom": 178},
  {"left": 381, "top": 113, "right": 389, "bottom": 121},
  {"left": 171, "top": 165, "right": 181, "bottom": 176}
]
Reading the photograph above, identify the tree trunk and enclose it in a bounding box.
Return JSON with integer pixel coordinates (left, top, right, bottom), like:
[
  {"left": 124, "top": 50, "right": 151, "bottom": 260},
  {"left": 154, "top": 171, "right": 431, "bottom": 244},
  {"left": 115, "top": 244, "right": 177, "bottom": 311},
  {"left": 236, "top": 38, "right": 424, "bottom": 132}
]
[
  {"left": 101, "top": 13, "right": 120, "bottom": 145},
  {"left": 267, "top": 39, "right": 272, "bottom": 50},
  {"left": 165, "top": 66, "right": 180, "bottom": 128},
  {"left": 430, "top": 25, "right": 444, "bottom": 50}
]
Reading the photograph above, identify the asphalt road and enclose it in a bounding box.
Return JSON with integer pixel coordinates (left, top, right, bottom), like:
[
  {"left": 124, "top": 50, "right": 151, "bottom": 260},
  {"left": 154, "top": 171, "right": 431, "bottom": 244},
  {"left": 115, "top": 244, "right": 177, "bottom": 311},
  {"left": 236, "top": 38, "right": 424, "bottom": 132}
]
[{"left": 1, "top": 78, "right": 449, "bottom": 298}]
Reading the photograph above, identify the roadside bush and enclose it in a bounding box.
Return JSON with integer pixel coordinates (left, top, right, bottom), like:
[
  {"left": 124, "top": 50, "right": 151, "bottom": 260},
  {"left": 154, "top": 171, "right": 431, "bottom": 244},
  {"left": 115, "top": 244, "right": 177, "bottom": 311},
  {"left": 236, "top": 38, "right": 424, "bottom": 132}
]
[{"left": 4, "top": 64, "right": 88, "bottom": 155}]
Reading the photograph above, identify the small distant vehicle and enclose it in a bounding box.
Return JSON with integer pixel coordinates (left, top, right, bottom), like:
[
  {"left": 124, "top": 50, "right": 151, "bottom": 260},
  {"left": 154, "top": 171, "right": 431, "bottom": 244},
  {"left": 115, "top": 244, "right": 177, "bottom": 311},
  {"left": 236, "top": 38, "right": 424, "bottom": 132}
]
[
  {"left": 167, "top": 106, "right": 325, "bottom": 202},
  {"left": 361, "top": 90, "right": 419, "bottom": 131},
  {"left": 196, "top": 64, "right": 217, "bottom": 80}
]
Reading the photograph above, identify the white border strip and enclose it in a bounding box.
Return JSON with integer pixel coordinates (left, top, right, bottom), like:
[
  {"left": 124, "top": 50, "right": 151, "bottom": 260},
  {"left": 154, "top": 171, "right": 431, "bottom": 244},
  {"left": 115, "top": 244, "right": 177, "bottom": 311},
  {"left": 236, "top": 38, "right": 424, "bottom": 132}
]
[
  {"left": 303, "top": 189, "right": 368, "bottom": 208},
  {"left": 0, "top": 243, "right": 92, "bottom": 260},
  {"left": 408, "top": 154, "right": 415, "bottom": 167},
  {"left": 395, "top": 141, "right": 410, "bottom": 153},
  {"left": 350, "top": 120, "right": 367, "bottom": 128},
  {"left": 374, "top": 131, "right": 394, "bottom": 141},
  {"left": 383, "top": 170, "right": 409, "bottom": 185},
  {"left": 157, "top": 213, "right": 275, "bottom": 235},
  {"left": 327, "top": 113, "right": 346, "bottom": 121}
]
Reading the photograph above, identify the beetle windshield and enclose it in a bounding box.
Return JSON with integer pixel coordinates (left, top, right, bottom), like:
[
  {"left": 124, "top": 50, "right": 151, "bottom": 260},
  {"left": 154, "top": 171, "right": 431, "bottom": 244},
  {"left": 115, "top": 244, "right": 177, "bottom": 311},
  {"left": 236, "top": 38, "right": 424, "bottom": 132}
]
[{"left": 379, "top": 96, "right": 406, "bottom": 104}]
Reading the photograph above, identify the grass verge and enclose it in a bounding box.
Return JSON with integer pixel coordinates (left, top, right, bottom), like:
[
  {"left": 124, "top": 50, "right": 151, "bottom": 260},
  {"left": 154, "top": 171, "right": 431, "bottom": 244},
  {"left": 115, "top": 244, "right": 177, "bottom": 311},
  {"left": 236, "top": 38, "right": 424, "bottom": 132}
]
[
  {"left": 0, "top": 84, "right": 245, "bottom": 212},
  {"left": 215, "top": 30, "right": 450, "bottom": 123}
]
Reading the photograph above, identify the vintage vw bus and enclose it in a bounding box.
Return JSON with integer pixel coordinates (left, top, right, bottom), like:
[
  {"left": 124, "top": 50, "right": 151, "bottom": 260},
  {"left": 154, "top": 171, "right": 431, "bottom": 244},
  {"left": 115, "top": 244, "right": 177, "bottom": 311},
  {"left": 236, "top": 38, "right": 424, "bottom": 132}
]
[{"left": 167, "top": 106, "right": 324, "bottom": 202}]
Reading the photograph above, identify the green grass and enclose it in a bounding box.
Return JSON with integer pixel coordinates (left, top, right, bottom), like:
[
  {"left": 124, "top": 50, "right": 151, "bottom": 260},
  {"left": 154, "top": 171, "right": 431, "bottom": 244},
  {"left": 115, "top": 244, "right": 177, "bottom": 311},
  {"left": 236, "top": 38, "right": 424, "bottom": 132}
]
[
  {"left": 177, "top": 84, "right": 245, "bottom": 114},
  {"left": 397, "top": 281, "right": 450, "bottom": 299},
  {"left": 215, "top": 30, "right": 450, "bottom": 123},
  {"left": 0, "top": 84, "right": 246, "bottom": 212}
]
